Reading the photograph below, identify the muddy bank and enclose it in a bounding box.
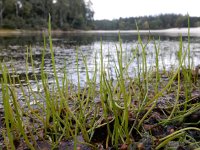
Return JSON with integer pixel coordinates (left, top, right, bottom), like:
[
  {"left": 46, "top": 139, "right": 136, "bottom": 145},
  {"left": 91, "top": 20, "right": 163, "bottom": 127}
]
[{"left": 0, "top": 69, "right": 200, "bottom": 149}]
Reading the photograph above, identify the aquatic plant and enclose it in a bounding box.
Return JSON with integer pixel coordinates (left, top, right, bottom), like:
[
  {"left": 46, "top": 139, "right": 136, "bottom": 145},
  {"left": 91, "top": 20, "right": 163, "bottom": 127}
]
[{"left": 0, "top": 16, "right": 200, "bottom": 149}]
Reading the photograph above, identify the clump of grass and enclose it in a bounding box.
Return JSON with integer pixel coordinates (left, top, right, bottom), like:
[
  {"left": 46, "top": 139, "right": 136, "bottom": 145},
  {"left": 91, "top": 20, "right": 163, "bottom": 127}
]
[{"left": 0, "top": 16, "right": 200, "bottom": 149}]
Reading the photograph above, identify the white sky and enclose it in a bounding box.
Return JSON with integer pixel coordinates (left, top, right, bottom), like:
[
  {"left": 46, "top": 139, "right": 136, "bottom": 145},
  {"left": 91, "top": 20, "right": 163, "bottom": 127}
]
[{"left": 89, "top": 0, "right": 200, "bottom": 20}]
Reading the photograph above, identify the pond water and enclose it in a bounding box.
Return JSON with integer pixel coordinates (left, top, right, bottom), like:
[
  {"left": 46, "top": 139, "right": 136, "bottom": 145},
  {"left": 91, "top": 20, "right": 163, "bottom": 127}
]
[{"left": 0, "top": 30, "right": 200, "bottom": 106}]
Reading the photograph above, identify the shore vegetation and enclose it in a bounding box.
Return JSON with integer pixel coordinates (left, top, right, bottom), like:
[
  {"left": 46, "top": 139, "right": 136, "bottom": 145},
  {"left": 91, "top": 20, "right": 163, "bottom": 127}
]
[{"left": 0, "top": 17, "right": 200, "bottom": 150}]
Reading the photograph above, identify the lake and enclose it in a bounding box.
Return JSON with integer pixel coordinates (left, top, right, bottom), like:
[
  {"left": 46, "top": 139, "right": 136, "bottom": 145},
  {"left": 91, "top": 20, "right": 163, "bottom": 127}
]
[{"left": 0, "top": 29, "right": 200, "bottom": 106}]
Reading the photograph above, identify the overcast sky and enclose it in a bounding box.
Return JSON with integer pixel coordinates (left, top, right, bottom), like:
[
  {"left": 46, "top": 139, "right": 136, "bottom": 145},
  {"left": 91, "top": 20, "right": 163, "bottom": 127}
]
[{"left": 89, "top": 0, "right": 200, "bottom": 20}]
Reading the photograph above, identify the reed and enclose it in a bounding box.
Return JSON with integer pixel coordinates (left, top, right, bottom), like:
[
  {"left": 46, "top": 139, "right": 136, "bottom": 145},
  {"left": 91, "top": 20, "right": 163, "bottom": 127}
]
[{"left": 0, "top": 16, "right": 199, "bottom": 149}]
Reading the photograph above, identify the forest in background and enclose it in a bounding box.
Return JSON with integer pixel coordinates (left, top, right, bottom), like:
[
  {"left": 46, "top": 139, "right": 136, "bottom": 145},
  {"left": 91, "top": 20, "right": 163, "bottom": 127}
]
[
  {"left": 0, "top": 0, "right": 94, "bottom": 30},
  {"left": 94, "top": 14, "right": 200, "bottom": 30},
  {"left": 0, "top": 0, "right": 200, "bottom": 30}
]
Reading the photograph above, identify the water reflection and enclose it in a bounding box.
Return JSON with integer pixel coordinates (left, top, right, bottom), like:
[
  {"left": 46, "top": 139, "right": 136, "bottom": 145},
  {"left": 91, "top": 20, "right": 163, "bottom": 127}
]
[
  {"left": 0, "top": 31, "right": 196, "bottom": 48},
  {"left": 0, "top": 32, "right": 200, "bottom": 105}
]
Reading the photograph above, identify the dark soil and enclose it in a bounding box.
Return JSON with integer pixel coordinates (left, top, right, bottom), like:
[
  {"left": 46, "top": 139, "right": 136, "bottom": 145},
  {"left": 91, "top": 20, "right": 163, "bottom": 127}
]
[{"left": 0, "top": 72, "right": 200, "bottom": 150}]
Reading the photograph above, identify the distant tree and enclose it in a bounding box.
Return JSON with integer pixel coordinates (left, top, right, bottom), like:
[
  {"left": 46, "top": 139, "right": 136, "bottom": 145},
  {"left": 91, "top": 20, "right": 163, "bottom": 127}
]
[
  {"left": 94, "top": 14, "right": 200, "bottom": 30},
  {"left": 0, "top": 0, "right": 93, "bottom": 29},
  {"left": 143, "top": 21, "right": 149, "bottom": 29},
  {"left": 0, "top": 0, "right": 4, "bottom": 25},
  {"left": 21, "top": 1, "right": 32, "bottom": 18},
  {"left": 118, "top": 18, "right": 126, "bottom": 29},
  {"left": 175, "top": 15, "right": 187, "bottom": 27},
  {"left": 3, "top": 0, "right": 15, "bottom": 17},
  {"left": 1, "top": 3, "right": 200, "bottom": 31},
  {"left": 85, "top": 0, "right": 94, "bottom": 28}
]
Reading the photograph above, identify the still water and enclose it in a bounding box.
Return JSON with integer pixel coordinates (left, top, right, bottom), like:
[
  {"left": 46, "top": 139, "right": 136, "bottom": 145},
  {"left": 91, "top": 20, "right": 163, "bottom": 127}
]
[{"left": 0, "top": 31, "right": 200, "bottom": 105}]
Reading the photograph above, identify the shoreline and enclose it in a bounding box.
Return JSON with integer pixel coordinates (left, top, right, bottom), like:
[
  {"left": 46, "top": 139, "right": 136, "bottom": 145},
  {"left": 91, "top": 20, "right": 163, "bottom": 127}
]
[{"left": 0, "top": 27, "right": 200, "bottom": 37}]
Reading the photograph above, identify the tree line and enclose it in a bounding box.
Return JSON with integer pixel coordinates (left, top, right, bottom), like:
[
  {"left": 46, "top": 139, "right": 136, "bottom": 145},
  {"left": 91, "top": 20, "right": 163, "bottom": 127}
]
[
  {"left": 0, "top": 0, "right": 94, "bottom": 30},
  {"left": 0, "top": 1, "right": 200, "bottom": 31},
  {"left": 94, "top": 14, "right": 200, "bottom": 30}
]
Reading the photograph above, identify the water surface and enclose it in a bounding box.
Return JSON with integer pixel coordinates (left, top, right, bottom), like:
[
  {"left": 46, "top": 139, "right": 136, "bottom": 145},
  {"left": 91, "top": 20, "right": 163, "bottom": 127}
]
[{"left": 0, "top": 30, "right": 200, "bottom": 106}]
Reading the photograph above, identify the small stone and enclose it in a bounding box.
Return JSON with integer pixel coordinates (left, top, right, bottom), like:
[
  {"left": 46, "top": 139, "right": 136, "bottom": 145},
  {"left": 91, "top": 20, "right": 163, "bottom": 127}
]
[
  {"left": 137, "top": 143, "right": 144, "bottom": 150},
  {"left": 170, "top": 128, "right": 175, "bottom": 134},
  {"left": 120, "top": 144, "right": 128, "bottom": 150},
  {"left": 77, "top": 146, "right": 81, "bottom": 150}
]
